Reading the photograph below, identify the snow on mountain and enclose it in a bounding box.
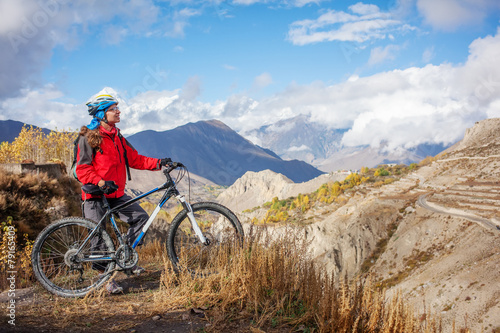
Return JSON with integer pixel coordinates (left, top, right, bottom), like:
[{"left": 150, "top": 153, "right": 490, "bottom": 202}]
[{"left": 243, "top": 114, "right": 452, "bottom": 171}]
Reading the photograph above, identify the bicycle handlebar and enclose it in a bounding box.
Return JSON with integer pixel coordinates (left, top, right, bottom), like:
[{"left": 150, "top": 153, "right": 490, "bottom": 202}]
[
  {"left": 162, "top": 162, "right": 184, "bottom": 177},
  {"left": 81, "top": 162, "right": 185, "bottom": 196}
]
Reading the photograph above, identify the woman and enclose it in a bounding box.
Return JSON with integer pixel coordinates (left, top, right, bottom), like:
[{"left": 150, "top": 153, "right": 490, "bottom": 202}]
[{"left": 76, "top": 93, "right": 171, "bottom": 294}]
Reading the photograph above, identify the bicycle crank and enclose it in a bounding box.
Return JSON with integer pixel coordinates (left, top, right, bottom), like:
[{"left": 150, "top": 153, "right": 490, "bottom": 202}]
[{"left": 115, "top": 245, "right": 139, "bottom": 270}]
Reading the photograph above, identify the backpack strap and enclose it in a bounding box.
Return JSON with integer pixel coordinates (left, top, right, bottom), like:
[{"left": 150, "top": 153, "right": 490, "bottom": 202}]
[
  {"left": 72, "top": 135, "right": 97, "bottom": 182},
  {"left": 71, "top": 136, "right": 79, "bottom": 172},
  {"left": 117, "top": 129, "right": 132, "bottom": 181}
]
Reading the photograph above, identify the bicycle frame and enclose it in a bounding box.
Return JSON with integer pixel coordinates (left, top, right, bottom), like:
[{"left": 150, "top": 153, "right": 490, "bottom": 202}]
[{"left": 76, "top": 168, "right": 208, "bottom": 265}]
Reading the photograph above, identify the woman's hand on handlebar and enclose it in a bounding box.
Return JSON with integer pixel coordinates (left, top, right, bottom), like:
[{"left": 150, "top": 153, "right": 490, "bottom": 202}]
[
  {"left": 160, "top": 157, "right": 172, "bottom": 167},
  {"left": 162, "top": 161, "right": 184, "bottom": 174},
  {"left": 161, "top": 158, "right": 183, "bottom": 169}
]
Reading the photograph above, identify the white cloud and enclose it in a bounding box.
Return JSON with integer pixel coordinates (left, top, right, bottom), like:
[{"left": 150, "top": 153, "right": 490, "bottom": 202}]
[
  {"left": 287, "top": 144, "right": 310, "bottom": 152},
  {"left": 180, "top": 76, "right": 202, "bottom": 101},
  {"left": 0, "top": 84, "right": 86, "bottom": 130},
  {"left": 417, "top": 0, "right": 500, "bottom": 31},
  {"left": 232, "top": 0, "right": 262, "bottom": 4},
  {"left": 102, "top": 26, "right": 129, "bottom": 45},
  {"left": 339, "top": 29, "right": 500, "bottom": 150},
  {"left": 0, "top": 0, "right": 197, "bottom": 100},
  {"left": 164, "top": 7, "right": 201, "bottom": 38},
  {"left": 349, "top": 3, "right": 380, "bottom": 16},
  {"left": 368, "top": 44, "right": 400, "bottom": 65},
  {"left": 231, "top": 0, "right": 324, "bottom": 6},
  {"left": 252, "top": 72, "right": 273, "bottom": 90},
  {"left": 422, "top": 46, "right": 434, "bottom": 63},
  {"left": 287, "top": 4, "right": 412, "bottom": 45},
  {"left": 4, "top": 25, "right": 500, "bottom": 156}
]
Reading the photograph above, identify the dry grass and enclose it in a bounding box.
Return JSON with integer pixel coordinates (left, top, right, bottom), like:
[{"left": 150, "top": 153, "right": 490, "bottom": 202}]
[
  {"left": 0, "top": 168, "right": 81, "bottom": 239},
  {"left": 150, "top": 227, "right": 444, "bottom": 332},
  {"left": 8, "top": 227, "right": 470, "bottom": 332},
  {"left": 0, "top": 169, "right": 81, "bottom": 290}
]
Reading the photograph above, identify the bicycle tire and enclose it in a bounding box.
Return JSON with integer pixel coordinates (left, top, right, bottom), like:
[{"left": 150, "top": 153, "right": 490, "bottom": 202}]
[
  {"left": 31, "top": 217, "right": 116, "bottom": 297},
  {"left": 166, "top": 202, "right": 244, "bottom": 275}
]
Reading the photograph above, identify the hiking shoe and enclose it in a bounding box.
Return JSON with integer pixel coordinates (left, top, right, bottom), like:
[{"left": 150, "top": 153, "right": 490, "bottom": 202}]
[
  {"left": 106, "top": 279, "right": 123, "bottom": 294},
  {"left": 130, "top": 265, "right": 145, "bottom": 275}
]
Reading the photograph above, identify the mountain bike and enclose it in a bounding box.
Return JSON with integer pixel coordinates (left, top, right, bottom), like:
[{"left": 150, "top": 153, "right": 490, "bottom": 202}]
[{"left": 31, "top": 162, "right": 244, "bottom": 298}]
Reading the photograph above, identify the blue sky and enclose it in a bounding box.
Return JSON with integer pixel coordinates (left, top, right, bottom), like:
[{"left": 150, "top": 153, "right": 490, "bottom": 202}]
[{"left": 1, "top": 0, "right": 500, "bottom": 151}]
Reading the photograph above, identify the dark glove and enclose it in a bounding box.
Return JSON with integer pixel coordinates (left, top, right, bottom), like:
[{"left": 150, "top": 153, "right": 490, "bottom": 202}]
[
  {"left": 160, "top": 157, "right": 172, "bottom": 167},
  {"left": 99, "top": 181, "right": 119, "bottom": 194}
]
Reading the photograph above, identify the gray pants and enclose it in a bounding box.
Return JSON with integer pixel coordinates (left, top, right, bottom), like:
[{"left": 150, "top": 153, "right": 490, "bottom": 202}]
[{"left": 83, "top": 194, "right": 149, "bottom": 248}]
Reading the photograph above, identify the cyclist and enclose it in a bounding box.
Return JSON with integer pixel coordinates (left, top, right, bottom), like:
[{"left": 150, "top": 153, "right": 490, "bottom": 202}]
[{"left": 75, "top": 93, "right": 171, "bottom": 294}]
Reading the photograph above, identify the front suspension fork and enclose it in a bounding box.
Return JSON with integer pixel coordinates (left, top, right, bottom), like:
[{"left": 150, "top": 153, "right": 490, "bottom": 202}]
[{"left": 176, "top": 195, "right": 209, "bottom": 245}]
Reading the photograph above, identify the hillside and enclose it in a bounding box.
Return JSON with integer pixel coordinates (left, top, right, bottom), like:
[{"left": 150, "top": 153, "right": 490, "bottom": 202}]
[
  {"left": 224, "top": 118, "right": 500, "bottom": 331},
  {"left": 127, "top": 119, "right": 324, "bottom": 185},
  {"left": 217, "top": 169, "right": 349, "bottom": 213}
]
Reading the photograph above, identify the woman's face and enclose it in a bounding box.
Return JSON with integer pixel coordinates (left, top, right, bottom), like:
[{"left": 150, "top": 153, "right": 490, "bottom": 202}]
[{"left": 105, "top": 104, "right": 120, "bottom": 125}]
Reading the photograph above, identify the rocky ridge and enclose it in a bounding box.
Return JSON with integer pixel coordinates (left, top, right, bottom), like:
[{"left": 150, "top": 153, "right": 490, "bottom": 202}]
[
  {"left": 217, "top": 169, "right": 347, "bottom": 213},
  {"left": 219, "top": 118, "right": 500, "bottom": 331}
]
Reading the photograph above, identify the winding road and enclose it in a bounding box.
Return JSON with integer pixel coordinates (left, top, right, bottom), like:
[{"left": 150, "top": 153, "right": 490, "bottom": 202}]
[{"left": 417, "top": 193, "right": 500, "bottom": 232}]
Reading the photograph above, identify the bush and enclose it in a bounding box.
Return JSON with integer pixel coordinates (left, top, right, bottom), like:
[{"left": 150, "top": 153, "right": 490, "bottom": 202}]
[
  {"left": 0, "top": 218, "right": 34, "bottom": 290},
  {"left": 374, "top": 167, "right": 390, "bottom": 177}
]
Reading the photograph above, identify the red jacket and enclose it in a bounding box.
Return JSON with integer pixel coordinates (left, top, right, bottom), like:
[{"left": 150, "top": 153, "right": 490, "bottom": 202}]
[{"left": 76, "top": 125, "right": 161, "bottom": 200}]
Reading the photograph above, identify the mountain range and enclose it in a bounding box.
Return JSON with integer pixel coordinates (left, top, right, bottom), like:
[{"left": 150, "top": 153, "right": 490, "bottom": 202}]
[
  {"left": 126, "top": 119, "right": 323, "bottom": 185},
  {"left": 0, "top": 119, "right": 323, "bottom": 186},
  {"left": 0, "top": 120, "right": 51, "bottom": 143},
  {"left": 0, "top": 116, "right": 450, "bottom": 184},
  {"left": 244, "top": 115, "right": 452, "bottom": 171}
]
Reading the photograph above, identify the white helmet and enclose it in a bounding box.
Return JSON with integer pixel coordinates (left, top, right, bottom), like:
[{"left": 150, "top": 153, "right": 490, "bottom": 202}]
[{"left": 86, "top": 94, "right": 118, "bottom": 116}]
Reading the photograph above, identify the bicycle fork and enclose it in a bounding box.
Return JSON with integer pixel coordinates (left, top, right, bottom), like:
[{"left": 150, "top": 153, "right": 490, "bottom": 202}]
[{"left": 177, "top": 195, "right": 209, "bottom": 246}]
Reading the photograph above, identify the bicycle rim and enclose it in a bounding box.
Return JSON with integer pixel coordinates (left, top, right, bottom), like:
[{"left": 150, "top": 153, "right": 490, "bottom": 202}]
[
  {"left": 167, "top": 202, "right": 243, "bottom": 275},
  {"left": 32, "top": 218, "right": 115, "bottom": 297}
]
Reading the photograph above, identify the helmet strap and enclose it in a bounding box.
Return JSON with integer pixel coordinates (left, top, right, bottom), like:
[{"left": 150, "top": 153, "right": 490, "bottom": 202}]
[{"left": 95, "top": 115, "right": 108, "bottom": 124}]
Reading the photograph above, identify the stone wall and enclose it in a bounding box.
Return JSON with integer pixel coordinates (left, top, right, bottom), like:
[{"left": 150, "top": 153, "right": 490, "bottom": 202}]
[{"left": 0, "top": 163, "right": 64, "bottom": 179}]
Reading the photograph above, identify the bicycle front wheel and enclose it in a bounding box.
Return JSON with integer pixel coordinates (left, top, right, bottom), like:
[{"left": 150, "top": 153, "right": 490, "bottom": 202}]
[
  {"left": 167, "top": 202, "right": 244, "bottom": 275},
  {"left": 31, "top": 217, "right": 116, "bottom": 297}
]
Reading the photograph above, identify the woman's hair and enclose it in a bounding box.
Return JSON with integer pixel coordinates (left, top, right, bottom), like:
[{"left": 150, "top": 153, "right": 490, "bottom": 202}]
[{"left": 79, "top": 126, "right": 102, "bottom": 149}]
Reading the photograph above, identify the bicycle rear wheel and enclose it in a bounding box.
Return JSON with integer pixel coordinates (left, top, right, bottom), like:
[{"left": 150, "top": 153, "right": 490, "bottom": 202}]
[
  {"left": 31, "top": 217, "right": 116, "bottom": 297},
  {"left": 166, "top": 202, "right": 244, "bottom": 275}
]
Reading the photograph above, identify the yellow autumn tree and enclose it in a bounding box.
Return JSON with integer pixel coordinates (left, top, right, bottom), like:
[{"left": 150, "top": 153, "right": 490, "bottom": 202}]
[
  {"left": 0, "top": 125, "right": 77, "bottom": 166},
  {"left": 45, "top": 130, "right": 78, "bottom": 166},
  {"left": 12, "top": 125, "right": 46, "bottom": 162},
  {"left": 0, "top": 142, "right": 16, "bottom": 164}
]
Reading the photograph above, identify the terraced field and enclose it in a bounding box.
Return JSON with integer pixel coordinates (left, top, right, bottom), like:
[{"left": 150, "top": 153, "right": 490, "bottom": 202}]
[{"left": 422, "top": 179, "right": 500, "bottom": 230}]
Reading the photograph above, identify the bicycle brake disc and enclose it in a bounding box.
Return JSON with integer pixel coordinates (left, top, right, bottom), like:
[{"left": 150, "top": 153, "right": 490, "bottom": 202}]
[
  {"left": 115, "top": 245, "right": 139, "bottom": 270},
  {"left": 64, "top": 248, "right": 83, "bottom": 268}
]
